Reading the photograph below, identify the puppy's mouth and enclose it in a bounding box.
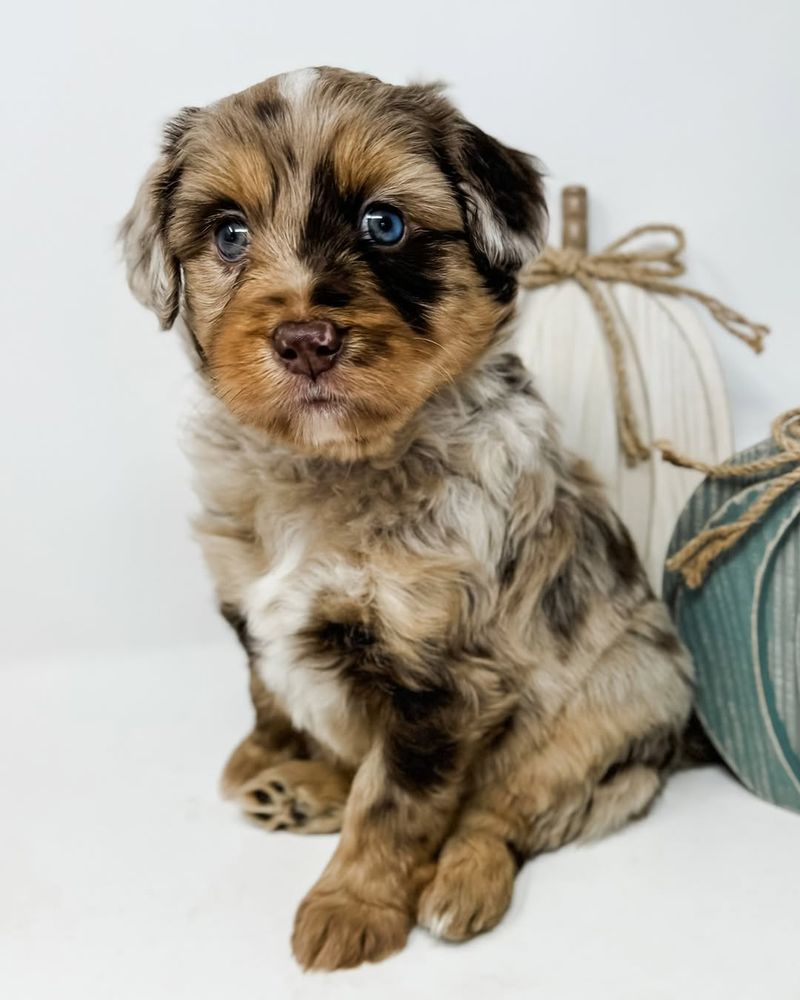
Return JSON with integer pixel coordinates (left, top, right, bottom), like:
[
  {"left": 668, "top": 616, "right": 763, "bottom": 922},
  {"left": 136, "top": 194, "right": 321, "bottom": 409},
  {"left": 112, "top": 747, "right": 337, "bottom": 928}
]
[{"left": 291, "top": 378, "right": 349, "bottom": 414}]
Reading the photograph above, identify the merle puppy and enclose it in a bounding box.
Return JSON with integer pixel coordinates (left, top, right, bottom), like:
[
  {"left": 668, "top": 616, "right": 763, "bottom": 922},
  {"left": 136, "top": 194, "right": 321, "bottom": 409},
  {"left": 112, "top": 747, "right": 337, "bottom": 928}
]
[{"left": 122, "top": 67, "right": 693, "bottom": 970}]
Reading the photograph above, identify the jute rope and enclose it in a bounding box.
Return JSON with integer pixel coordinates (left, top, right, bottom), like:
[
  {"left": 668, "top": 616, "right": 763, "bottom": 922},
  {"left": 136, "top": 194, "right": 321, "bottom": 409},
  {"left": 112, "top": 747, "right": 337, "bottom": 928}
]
[
  {"left": 656, "top": 408, "right": 800, "bottom": 588},
  {"left": 519, "top": 224, "right": 770, "bottom": 465}
]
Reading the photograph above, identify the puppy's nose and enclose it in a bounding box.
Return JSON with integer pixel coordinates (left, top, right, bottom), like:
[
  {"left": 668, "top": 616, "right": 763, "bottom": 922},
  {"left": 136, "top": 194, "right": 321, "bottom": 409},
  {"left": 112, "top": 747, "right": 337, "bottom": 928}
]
[{"left": 272, "top": 320, "right": 343, "bottom": 379}]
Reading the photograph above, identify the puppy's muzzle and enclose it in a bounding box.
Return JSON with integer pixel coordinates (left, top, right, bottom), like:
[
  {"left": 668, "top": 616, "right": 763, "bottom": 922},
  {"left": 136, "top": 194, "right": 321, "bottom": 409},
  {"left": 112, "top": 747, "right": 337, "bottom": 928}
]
[{"left": 273, "top": 320, "right": 344, "bottom": 380}]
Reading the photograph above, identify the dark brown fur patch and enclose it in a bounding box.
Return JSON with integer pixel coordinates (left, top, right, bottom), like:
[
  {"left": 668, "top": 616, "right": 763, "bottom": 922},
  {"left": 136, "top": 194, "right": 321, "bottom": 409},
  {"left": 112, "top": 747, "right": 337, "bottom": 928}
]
[
  {"left": 505, "top": 839, "right": 527, "bottom": 871},
  {"left": 385, "top": 718, "right": 459, "bottom": 793},
  {"left": 598, "top": 726, "right": 680, "bottom": 785},
  {"left": 383, "top": 681, "right": 459, "bottom": 792},
  {"left": 161, "top": 106, "right": 201, "bottom": 153},
  {"left": 541, "top": 561, "right": 589, "bottom": 643},
  {"left": 458, "top": 123, "right": 547, "bottom": 246},
  {"left": 302, "top": 612, "right": 460, "bottom": 792},
  {"left": 367, "top": 796, "right": 399, "bottom": 822},
  {"left": 650, "top": 626, "right": 683, "bottom": 656},
  {"left": 629, "top": 618, "right": 688, "bottom": 660},
  {"left": 254, "top": 95, "right": 287, "bottom": 124},
  {"left": 486, "top": 711, "right": 517, "bottom": 751},
  {"left": 220, "top": 602, "right": 255, "bottom": 658},
  {"left": 315, "top": 619, "right": 377, "bottom": 654},
  {"left": 598, "top": 514, "right": 644, "bottom": 589}
]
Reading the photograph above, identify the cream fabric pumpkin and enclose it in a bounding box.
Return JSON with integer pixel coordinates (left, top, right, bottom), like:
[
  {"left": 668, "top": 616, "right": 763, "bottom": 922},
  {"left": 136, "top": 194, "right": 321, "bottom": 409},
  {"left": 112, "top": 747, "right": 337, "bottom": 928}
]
[{"left": 511, "top": 188, "right": 735, "bottom": 593}]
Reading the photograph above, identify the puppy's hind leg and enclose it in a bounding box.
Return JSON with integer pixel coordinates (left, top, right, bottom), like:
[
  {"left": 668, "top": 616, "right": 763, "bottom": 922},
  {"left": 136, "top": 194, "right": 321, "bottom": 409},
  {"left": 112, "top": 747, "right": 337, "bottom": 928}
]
[
  {"left": 420, "top": 611, "right": 692, "bottom": 941},
  {"left": 516, "top": 603, "right": 692, "bottom": 851},
  {"left": 233, "top": 758, "right": 353, "bottom": 834},
  {"left": 219, "top": 601, "right": 306, "bottom": 787},
  {"left": 418, "top": 739, "right": 665, "bottom": 943},
  {"left": 220, "top": 669, "right": 307, "bottom": 795},
  {"left": 220, "top": 670, "right": 353, "bottom": 833}
]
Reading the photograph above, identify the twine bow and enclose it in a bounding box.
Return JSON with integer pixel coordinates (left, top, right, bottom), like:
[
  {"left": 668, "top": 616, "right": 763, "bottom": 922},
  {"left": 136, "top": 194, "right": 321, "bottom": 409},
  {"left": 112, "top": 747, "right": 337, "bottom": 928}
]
[
  {"left": 657, "top": 408, "right": 800, "bottom": 588},
  {"left": 519, "top": 224, "right": 770, "bottom": 465}
]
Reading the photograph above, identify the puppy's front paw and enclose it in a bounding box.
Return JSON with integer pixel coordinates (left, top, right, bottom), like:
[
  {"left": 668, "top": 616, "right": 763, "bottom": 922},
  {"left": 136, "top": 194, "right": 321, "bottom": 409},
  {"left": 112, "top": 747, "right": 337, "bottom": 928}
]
[
  {"left": 417, "top": 834, "right": 516, "bottom": 942},
  {"left": 228, "top": 759, "right": 350, "bottom": 834},
  {"left": 292, "top": 884, "right": 412, "bottom": 970}
]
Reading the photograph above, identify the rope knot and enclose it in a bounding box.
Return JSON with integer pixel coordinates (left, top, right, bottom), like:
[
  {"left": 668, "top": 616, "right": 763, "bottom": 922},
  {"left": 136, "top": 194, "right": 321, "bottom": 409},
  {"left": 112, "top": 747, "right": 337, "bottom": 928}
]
[
  {"left": 552, "top": 246, "right": 585, "bottom": 277},
  {"left": 519, "top": 221, "right": 770, "bottom": 465}
]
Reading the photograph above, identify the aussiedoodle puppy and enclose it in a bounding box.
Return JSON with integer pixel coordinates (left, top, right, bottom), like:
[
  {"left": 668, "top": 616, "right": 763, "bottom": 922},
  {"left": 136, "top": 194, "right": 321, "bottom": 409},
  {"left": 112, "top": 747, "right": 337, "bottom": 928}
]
[{"left": 121, "top": 66, "right": 693, "bottom": 971}]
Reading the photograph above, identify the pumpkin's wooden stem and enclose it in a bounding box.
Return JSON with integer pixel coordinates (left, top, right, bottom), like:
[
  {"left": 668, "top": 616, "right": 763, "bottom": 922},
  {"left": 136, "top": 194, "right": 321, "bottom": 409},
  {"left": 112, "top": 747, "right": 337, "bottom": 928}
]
[{"left": 562, "top": 185, "right": 588, "bottom": 252}]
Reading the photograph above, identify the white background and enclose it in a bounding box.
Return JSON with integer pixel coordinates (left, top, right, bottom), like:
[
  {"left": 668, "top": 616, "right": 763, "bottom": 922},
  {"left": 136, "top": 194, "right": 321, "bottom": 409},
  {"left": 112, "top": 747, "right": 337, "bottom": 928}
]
[{"left": 1, "top": 4, "right": 799, "bottom": 998}]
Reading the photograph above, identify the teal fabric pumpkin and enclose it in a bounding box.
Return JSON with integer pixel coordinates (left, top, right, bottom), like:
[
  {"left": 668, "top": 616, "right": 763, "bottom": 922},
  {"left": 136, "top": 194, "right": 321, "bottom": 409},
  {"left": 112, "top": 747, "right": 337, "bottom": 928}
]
[{"left": 663, "top": 437, "right": 800, "bottom": 813}]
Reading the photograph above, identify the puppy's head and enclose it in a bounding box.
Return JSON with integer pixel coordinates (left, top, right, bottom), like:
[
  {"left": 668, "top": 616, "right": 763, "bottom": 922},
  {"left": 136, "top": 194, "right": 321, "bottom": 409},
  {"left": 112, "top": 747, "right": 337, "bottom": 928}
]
[{"left": 122, "top": 68, "right": 546, "bottom": 459}]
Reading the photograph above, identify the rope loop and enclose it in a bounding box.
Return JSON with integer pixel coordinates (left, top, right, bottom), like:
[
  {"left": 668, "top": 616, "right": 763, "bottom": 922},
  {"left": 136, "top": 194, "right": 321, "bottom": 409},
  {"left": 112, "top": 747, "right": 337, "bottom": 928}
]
[
  {"left": 657, "top": 407, "right": 800, "bottom": 587},
  {"left": 520, "top": 223, "right": 769, "bottom": 463}
]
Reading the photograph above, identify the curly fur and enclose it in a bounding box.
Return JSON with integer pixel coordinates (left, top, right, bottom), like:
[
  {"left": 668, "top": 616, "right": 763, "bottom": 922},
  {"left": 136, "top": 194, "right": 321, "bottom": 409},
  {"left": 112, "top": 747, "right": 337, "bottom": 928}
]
[{"left": 122, "top": 67, "right": 693, "bottom": 971}]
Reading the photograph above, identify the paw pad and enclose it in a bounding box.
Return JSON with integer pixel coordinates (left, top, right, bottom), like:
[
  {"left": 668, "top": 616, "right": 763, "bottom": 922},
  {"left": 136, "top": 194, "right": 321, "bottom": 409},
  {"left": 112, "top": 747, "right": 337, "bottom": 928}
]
[{"left": 227, "top": 762, "right": 347, "bottom": 834}]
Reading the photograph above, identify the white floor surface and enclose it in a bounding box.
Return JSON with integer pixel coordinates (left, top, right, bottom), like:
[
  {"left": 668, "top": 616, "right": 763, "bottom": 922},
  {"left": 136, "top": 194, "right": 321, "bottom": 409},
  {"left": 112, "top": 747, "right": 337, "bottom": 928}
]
[{"left": 2, "top": 641, "right": 798, "bottom": 1000}]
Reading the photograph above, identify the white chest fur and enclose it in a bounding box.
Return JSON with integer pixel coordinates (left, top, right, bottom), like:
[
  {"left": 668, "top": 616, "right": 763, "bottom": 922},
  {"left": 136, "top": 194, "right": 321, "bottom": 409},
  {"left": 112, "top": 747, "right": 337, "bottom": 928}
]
[{"left": 242, "top": 534, "right": 370, "bottom": 764}]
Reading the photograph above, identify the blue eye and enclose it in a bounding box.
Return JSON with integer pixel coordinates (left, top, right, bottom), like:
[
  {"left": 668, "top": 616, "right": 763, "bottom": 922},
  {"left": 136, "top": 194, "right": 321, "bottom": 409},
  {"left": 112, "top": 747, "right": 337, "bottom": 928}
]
[
  {"left": 360, "top": 203, "right": 405, "bottom": 246},
  {"left": 214, "top": 218, "right": 249, "bottom": 261}
]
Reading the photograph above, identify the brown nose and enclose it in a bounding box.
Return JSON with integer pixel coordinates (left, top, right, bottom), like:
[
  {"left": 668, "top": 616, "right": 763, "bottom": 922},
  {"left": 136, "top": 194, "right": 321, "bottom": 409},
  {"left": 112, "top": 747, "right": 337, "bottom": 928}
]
[{"left": 272, "top": 320, "right": 343, "bottom": 379}]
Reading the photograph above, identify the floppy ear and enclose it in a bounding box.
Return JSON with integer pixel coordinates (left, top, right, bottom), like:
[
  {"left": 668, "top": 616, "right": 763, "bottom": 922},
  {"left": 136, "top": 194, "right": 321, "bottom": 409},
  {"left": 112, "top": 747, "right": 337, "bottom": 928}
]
[
  {"left": 119, "top": 108, "right": 198, "bottom": 330},
  {"left": 450, "top": 120, "right": 548, "bottom": 280},
  {"left": 119, "top": 158, "right": 181, "bottom": 329}
]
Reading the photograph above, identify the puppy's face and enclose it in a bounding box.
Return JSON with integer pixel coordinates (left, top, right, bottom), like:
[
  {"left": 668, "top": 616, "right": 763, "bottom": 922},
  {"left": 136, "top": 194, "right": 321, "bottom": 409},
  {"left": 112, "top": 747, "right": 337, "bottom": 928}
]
[{"left": 122, "top": 68, "right": 546, "bottom": 459}]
